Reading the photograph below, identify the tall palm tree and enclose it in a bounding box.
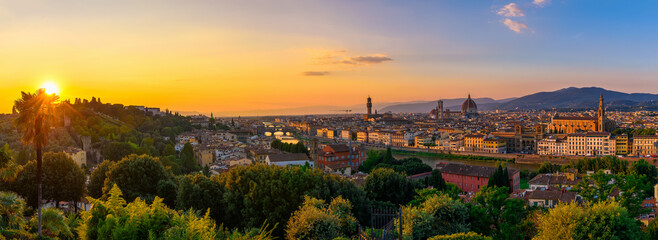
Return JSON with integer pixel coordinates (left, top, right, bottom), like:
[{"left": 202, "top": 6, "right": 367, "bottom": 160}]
[{"left": 13, "top": 88, "right": 60, "bottom": 236}]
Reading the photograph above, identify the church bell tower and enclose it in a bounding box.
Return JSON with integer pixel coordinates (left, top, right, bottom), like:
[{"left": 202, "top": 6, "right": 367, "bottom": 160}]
[{"left": 598, "top": 93, "right": 605, "bottom": 132}]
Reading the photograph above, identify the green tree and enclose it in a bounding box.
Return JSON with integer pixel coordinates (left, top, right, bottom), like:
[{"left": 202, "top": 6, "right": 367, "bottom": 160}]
[
  {"left": 574, "top": 171, "right": 651, "bottom": 216},
  {"left": 163, "top": 143, "right": 176, "bottom": 156},
  {"left": 358, "top": 150, "right": 382, "bottom": 173},
  {"left": 11, "top": 153, "right": 86, "bottom": 210},
  {"left": 103, "top": 154, "right": 173, "bottom": 202},
  {"left": 76, "top": 184, "right": 219, "bottom": 240},
  {"left": 469, "top": 186, "right": 529, "bottom": 239},
  {"left": 101, "top": 141, "right": 135, "bottom": 162},
  {"left": 428, "top": 232, "right": 492, "bottom": 240},
  {"left": 0, "top": 144, "right": 21, "bottom": 182},
  {"left": 537, "top": 162, "right": 561, "bottom": 174},
  {"left": 160, "top": 155, "right": 183, "bottom": 175},
  {"left": 286, "top": 196, "right": 358, "bottom": 240},
  {"left": 426, "top": 169, "right": 447, "bottom": 190},
  {"left": 628, "top": 159, "right": 657, "bottom": 183},
  {"left": 0, "top": 191, "right": 27, "bottom": 231},
  {"left": 157, "top": 178, "right": 178, "bottom": 208},
  {"left": 87, "top": 160, "right": 115, "bottom": 199},
  {"left": 42, "top": 152, "right": 86, "bottom": 208},
  {"left": 646, "top": 218, "right": 658, "bottom": 240},
  {"left": 399, "top": 193, "right": 470, "bottom": 240},
  {"left": 383, "top": 147, "right": 394, "bottom": 164},
  {"left": 534, "top": 201, "right": 642, "bottom": 240},
  {"left": 176, "top": 173, "right": 226, "bottom": 223},
  {"left": 216, "top": 164, "right": 371, "bottom": 237},
  {"left": 28, "top": 207, "right": 72, "bottom": 239},
  {"left": 364, "top": 168, "right": 418, "bottom": 205},
  {"left": 487, "top": 165, "right": 510, "bottom": 189},
  {"left": 375, "top": 157, "right": 432, "bottom": 176},
  {"left": 14, "top": 88, "right": 60, "bottom": 236},
  {"left": 180, "top": 143, "right": 197, "bottom": 174}
]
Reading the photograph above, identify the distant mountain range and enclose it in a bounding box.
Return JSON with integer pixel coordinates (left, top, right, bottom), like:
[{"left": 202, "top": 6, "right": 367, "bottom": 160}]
[
  {"left": 379, "top": 87, "right": 658, "bottom": 113},
  {"left": 498, "top": 87, "right": 658, "bottom": 110},
  {"left": 198, "top": 87, "right": 658, "bottom": 116}
]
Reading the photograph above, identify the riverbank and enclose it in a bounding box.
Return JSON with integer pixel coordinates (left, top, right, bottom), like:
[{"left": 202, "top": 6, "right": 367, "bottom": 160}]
[
  {"left": 393, "top": 154, "right": 541, "bottom": 171},
  {"left": 392, "top": 149, "right": 513, "bottom": 163}
]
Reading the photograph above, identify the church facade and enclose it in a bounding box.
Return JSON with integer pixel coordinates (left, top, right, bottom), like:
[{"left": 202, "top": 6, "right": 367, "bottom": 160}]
[{"left": 548, "top": 94, "right": 614, "bottom": 134}]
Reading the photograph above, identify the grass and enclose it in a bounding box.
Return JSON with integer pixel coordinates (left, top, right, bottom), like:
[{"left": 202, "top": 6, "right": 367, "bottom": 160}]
[
  {"left": 520, "top": 179, "right": 529, "bottom": 189},
  {"left": 391, "top": 149, "right": 514, "bottom": 163}
]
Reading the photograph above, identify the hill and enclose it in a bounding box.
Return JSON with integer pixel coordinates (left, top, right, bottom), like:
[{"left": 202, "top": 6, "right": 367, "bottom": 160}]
[{"left": 499, "top": 87, "right": 658, "bottom": 110}]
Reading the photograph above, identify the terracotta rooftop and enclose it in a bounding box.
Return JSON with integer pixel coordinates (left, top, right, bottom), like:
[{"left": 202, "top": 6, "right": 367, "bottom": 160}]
[
  {"left": 553, "top": 116, "right": 597, "bottom": 121},
  {"left": 326, "top": 144, "right": 351, "bottom": 153},
  {"left": 525, "top": 189, "right": 578, "bottom": 203},
  {"left": 267, "top": 153, "right": 310, "bottom": 162},
  {"left": 528, "top": 174, "right": 581, "bottom": 186}
]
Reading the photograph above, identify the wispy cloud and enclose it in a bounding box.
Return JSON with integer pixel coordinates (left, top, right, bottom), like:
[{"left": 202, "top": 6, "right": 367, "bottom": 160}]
[
  {"left": 497, "top": 3, "right": 524, "bottom": 17},
  {"left": 313, "top": 50, "right": 393, "bottom": 66},
  {"left": 533, "top": 0, "right": 550, "bottom": 7},
  {"left": 503, "top": 19, "right": 529, "bottom": 33},
  {"left": 302, "top": 71, "right": 330, "bottom": 76},
  {"left": 349, "top": 55, "right": 393, "bottom": 64}
]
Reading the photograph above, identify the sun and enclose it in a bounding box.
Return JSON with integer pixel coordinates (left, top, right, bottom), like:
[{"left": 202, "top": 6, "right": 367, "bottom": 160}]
[{"left": 42, "top": 82, "right": 59, "bottom": 95}]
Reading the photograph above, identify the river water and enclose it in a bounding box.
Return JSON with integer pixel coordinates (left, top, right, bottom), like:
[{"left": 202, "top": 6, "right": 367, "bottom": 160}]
[{"left": 394, "top": 154, "right": 541, "bottom": 172}]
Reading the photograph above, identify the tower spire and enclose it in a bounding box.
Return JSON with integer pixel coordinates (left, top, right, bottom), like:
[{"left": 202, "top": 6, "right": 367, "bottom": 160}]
[{"left": 598, "top": 93, "right": 605, "bottom": 132}]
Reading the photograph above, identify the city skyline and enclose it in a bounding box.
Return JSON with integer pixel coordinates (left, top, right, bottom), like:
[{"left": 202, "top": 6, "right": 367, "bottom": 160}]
[{"left": 2, "top": 0, "right": 658, "bottom": 114}]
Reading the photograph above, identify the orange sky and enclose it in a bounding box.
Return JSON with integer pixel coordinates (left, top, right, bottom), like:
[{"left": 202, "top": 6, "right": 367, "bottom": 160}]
[{"left": 2, "top": 1, "right": 657, "bottom": 116}]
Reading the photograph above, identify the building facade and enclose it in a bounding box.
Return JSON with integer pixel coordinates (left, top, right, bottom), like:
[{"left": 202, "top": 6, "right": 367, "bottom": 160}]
[
  {"left": 566, "top": 132, "right": 616, "bottom": 156},
  {"left": 633, "top": 135, "right": 658, "bottom": 156},
  {"left": 317, "top": 144, "right": 366, "bottom": 169}
]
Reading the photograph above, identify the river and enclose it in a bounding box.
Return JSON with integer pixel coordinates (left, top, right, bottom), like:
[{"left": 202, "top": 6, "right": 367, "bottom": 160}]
[{"left": 393, "top": 154, "right": 541, "bottom": 172}]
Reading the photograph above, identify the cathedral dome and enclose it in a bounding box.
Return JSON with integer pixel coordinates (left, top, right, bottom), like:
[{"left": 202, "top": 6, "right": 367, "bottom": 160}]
[{"left": 461, "top": 94, "right": 478, "bottom": 114}]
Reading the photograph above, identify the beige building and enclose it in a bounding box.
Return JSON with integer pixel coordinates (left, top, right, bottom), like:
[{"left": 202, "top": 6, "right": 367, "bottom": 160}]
[
  {"left": 63, "top": 147, "right": 86, "bottom": 167},
  {"left": 463, "top": 134, "right": 485, "bottom": 152},
  {"left": 356, "top": 131, "right": 368, "bottom": 143},
  {"left": 340, "top": 130, "right": 352, "bottom": 140},
  {"left": 632, "top": 135, "right": 658, "bottom": 157},
  {"left": 566, "top": 132, "right": 616, "bottom": 156},
  {"left": 392, "top": 131, "right": 406, "bottom": 147},
  {"left": 524, "top": 190, "right": 579, "bottom": 208},
  {"left": 194, "top": 147, "right": 216, "bottom": 167},
  {"left": 537, "top": 137, "right": 568, "bottom": 155}
]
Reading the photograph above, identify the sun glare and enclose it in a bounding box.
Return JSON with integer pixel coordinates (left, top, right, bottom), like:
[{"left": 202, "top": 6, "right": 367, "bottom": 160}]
[{"left": 42, "top": 82, "right": 59, "bottom": 95}]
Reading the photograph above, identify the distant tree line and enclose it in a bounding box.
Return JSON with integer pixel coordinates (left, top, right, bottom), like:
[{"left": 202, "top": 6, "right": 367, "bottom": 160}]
[
  {"left": 360, "top": 148, "right": 433, "bottom": 176},
  {"left": 270, "top": 139, "right": 309, "bottom": 155},
  {"left": 612, "top": 128, "right": 656, "bottom": 137}
]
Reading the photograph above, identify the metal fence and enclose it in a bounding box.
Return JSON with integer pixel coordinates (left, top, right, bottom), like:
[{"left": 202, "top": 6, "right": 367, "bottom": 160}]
[{"left": 360, "top": 207, "right": 402, "bottom": 240}]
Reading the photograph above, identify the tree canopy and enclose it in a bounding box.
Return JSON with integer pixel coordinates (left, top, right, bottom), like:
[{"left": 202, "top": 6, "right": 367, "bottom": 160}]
[
  {"left": 534, "top": 201, "right": 642, "bottom": 240},
  {"left": 10, "top": 152, "right": 85, "bottom": 208},
  {"left": 364, "top": 168, "right": 419, "bottom": 205},
  {"left": 286, "top": 196, "right": 358, "bottom": 240},
  {"left": 103, "top": 154, "right": 173, "bottom": 202}
]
